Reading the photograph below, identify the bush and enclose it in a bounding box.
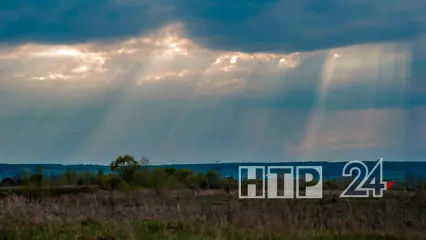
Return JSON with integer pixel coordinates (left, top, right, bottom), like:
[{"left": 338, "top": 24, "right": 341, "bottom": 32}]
[
  {"left": 148, "top": 169, "right": 166, "bottom": 188},
  {"left": 29, "top": 174, "right": 43, "bottom": 187},
  {"left": 104, "top": 175, "right": 123, "bottom": 190},
  {"left": 110, "top": 155, "right": 141, "bottom": 184}
]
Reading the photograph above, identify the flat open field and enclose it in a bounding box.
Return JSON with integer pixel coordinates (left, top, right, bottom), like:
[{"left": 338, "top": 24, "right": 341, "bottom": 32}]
[{"left": 0, "top": 188, "right": 425, "bottom": 240}]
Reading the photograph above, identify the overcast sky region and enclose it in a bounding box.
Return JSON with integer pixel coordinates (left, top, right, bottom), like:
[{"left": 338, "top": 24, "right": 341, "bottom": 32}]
[{"left": 1, "top": 0, "right": 426, "bottom": 164}]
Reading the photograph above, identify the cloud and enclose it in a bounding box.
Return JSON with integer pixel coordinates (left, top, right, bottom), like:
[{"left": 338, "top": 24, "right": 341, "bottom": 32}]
[
  {"left": 178, "top": 0, "right": 426, "bottom": 52},
  {"left": 1, "top": 0, "right": 426, "bottom": 52},
  {"left": 0, "top": 24, "right": 307, "bottom": 96},
  {"left": 2, "top": 8, "right": 426, "bottom": 164},
  {"left": 0, "top": 0, "right": 174, "bottom": 45},
  {"left": 0, "top": 26, "right": 423, "bottom": 112}
]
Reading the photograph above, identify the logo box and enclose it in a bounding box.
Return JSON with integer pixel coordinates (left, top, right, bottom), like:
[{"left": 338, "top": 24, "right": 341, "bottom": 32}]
[{"left": 238, "top": 166, "right": 323, "bottom": 199}]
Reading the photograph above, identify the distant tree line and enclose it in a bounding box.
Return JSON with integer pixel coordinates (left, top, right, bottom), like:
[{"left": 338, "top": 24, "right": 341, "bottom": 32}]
[
  {"left": 0, "top": 155, "right": 235, "bottom": 193},
  {"left": 1, "top": 155, "right": 425, "bottom": 194}
]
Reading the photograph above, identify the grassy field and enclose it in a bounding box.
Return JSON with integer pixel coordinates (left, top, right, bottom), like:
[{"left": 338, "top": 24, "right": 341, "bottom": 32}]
[{"left": 0, "top": 188, "right": 425, "bottom": 240}]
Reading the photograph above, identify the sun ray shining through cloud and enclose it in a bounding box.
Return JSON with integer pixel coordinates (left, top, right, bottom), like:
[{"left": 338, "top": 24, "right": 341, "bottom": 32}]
[
  {"left": 0, "top": 19, "right": 424, "bottom": 163},
  {"left": 296, "top": 43, "right": 412, "bottom": 161},
  {"left": 0, "top": 23, "right": 311, "bottom": 95}
]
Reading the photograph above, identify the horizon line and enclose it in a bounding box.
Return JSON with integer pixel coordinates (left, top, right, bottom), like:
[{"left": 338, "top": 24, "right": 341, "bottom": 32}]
[{"left": 0, "top": 160, "right": 425, "bottom": 166}]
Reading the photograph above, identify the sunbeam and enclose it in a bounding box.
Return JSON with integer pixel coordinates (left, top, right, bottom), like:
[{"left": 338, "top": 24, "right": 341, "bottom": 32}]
[
  {"left": 0, "top": 21, "right": 424, "bottom": 163},
  {"left": 298, "top": 43, "right": 412, "bottom": 161}
]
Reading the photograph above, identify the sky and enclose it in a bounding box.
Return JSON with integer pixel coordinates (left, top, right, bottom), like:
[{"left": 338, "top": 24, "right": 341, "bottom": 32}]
[{"left": 1, "top": 0, "right": 426, "bottom": 164}]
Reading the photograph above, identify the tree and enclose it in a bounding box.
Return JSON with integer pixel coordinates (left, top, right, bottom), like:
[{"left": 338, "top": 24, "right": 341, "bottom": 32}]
[
  {"left": 129, "top": 157, "right": 150, "bottom": 187},
  {"left": 106, "top": 174, "right": 124, "bottom": 190},
  {"left": 175, "top": 169, "right": 193, "bottom": 182},
  {"left": 65, "top": 167, "right": 74, "bottom": 185},
  {"left": 76, "top": 178, "right": 84, "bottom": 186},
  {"left": 30, "top": 166, "right": 43, "bottom": 188},
  {"left": 84, "top": 172, "right": 93, "bottom": 185},
  {"left": 148, "top": 168, "right": 168, "bottom": 195},
  {"left": 20, "top": 170, "right": 30, "bottom": 186},
  {"left": 110, "top": 155, "right": 141, "bottom": 184},
  {"left": 164, "top": 168, "right": 177, "bottom": 176},
  {"left": 206, "top": 170, "right": 220, "bottom": 189},
  {"left": 187, "top": 172, "right": 208, "bottom": 190},
  {"left": 140, "top": 157, "right": 150, "bottom": 166}
]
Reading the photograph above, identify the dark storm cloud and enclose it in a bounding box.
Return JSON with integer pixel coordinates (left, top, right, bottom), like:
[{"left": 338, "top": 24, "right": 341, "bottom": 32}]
[
  {"left": 0, "top": 0, "right": 175, "bottom": 45},
  {"left": 177, "top": 0, "right": 426, "bottom": 52},
  {"left": 1, "top": 0, "right": 426, "bottom": 52}
]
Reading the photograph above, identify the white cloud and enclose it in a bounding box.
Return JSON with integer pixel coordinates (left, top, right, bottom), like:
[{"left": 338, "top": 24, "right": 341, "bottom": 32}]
[{"left": 0, "top": 23, "right": 315, "bottom": 95}]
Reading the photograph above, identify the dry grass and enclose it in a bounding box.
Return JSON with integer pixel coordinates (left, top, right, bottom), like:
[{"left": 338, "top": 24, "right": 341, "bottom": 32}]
[{"left": 0, "top": 189, "right": 425, "bottom": 239}]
